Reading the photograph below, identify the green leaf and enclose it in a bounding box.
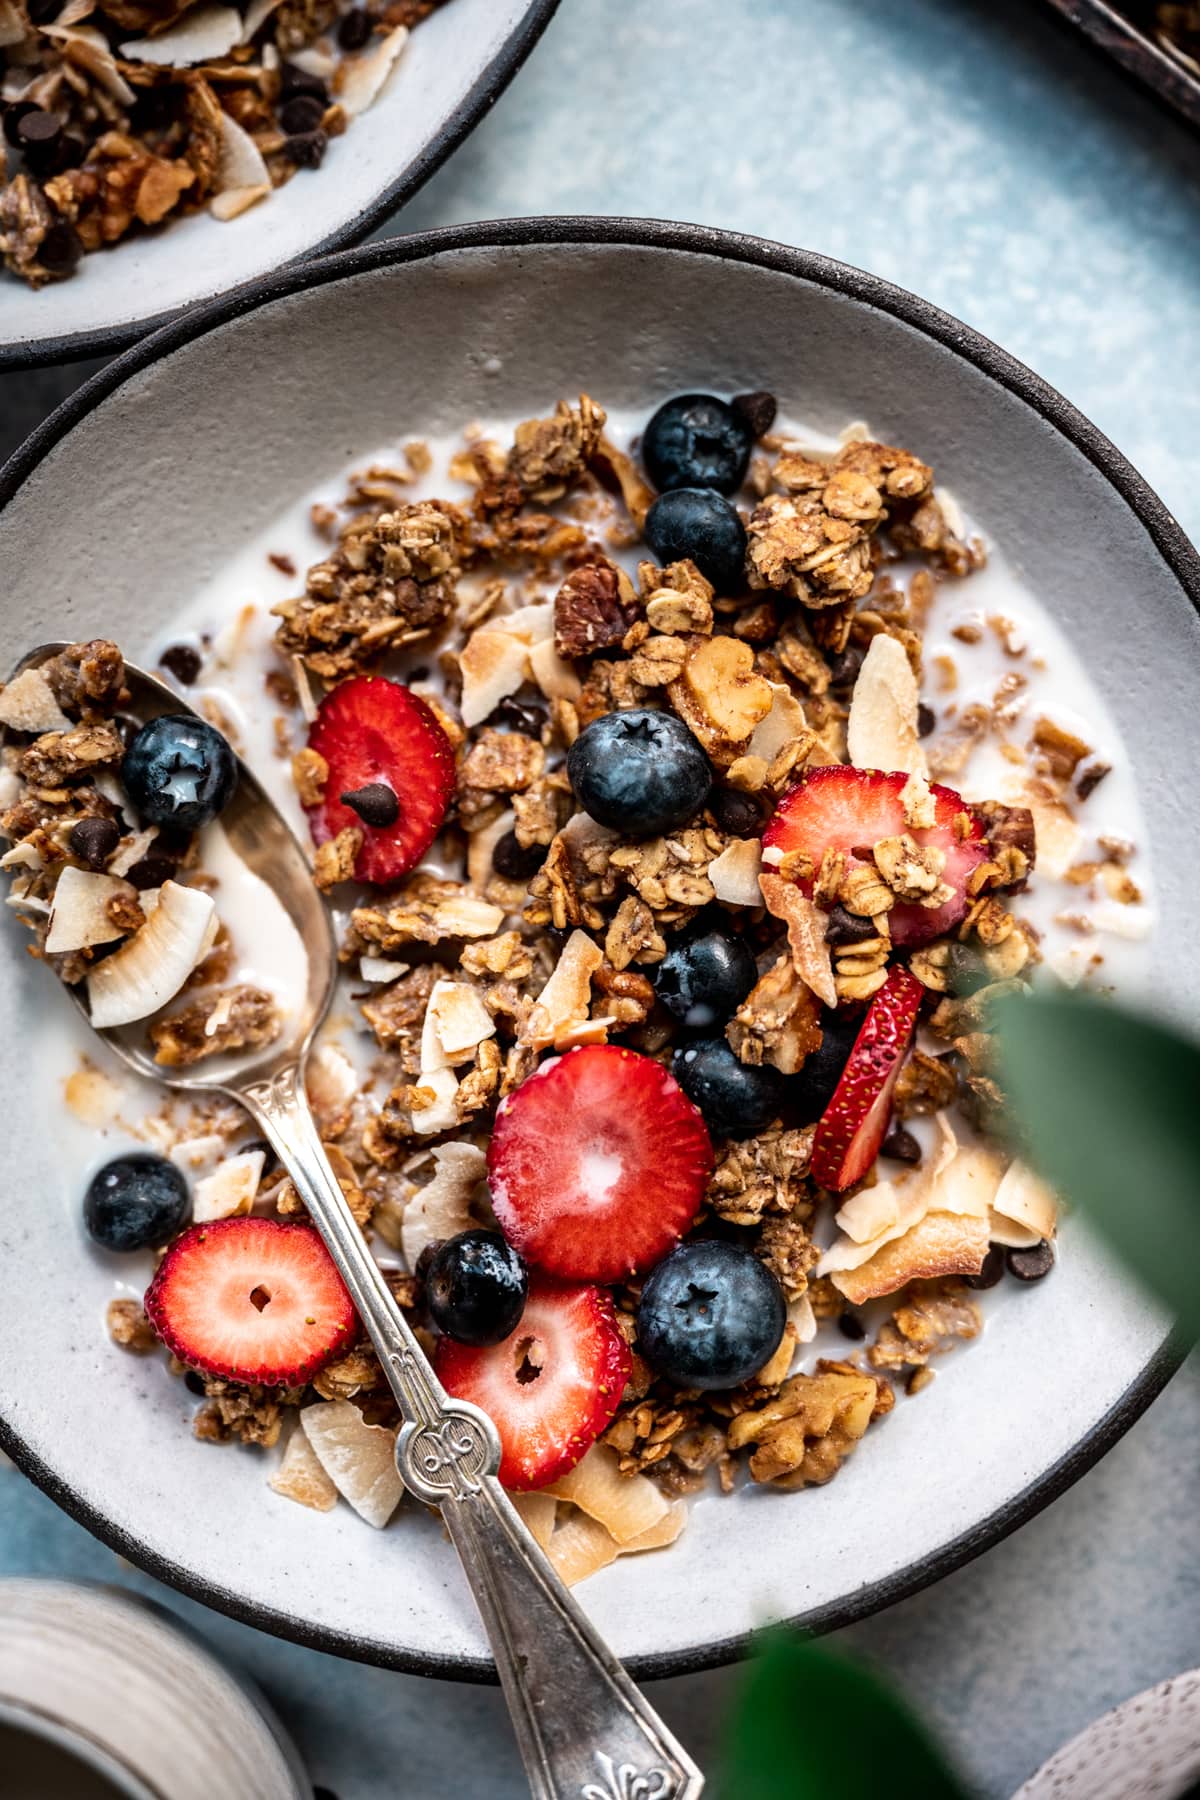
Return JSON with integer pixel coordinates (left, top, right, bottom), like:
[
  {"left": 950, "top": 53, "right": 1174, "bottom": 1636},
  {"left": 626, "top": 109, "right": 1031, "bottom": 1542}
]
[
  {"left": 721, "top": 1634, "right": 972, "bottom": 1800},
  {"left": 995, "top": 990, "right": 1200, "bottom": 1337}
]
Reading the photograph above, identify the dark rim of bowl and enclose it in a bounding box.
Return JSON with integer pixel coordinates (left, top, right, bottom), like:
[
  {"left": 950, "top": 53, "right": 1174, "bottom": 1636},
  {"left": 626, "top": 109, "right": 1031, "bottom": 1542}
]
[
  {"left": 0, "top": 0, "right": 562, "bottom": 373},
  {"left": 0, "top": 217, "right": 1195, "bottom": 1686}
]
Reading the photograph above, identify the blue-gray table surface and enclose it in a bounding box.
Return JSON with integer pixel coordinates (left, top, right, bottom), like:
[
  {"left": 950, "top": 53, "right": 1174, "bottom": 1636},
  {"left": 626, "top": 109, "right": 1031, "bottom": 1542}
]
[{"left": 2, "top": 3, "right": 1199, "bottom": 1796}]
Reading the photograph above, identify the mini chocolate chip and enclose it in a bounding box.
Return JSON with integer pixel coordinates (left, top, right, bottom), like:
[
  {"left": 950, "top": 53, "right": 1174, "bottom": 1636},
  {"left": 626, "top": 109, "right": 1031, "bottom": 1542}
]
[
  {"left": 966, "top": 1245, "right": 1006, "bottom": 1290},
  {"left": 27, "top": 0, "right": 63, "bottom": 22},
  {"left": 16, "top": 109, "right": 62, "bottom": 158},
  {"left": 37, "top": 222, "right": 83, "bottom": 275},
  {"left": 492, "top": 830, "right": 545, "bottom": 881},
  {"left": 823, "top": 903, "right": 878, "bottom": 947},
  {"left": 158, "top": 643, "right": 202, "bottom": 687},
  {"left": 3, "top": 103, "right": 37, "bottom": 150},
  {"left": 337, "top": 6, "right": 373, "bottom": 49},
  {"left": 881, "top": 1122, "right": 922, "bottom": 1165},
  {"left": 280, "top": 93, "right": 325, "bottom": 134},
  {"left": 917, "top": 702, "right": 936, "bottom": 739},
  {"left": 1006, "top": 1240, "right": 1055, "bottom": 1283},
  {"left": 279, "top": 62, "right": 328, "bottom": 102},
  {"left": 837, "top": 1310, "right": 866, "bottom": 1342},
  {"left": 184, "top": 1370, "right": 207, "bottom": 1396},
  {"left": 731, "top": 390, "right": 778, "bottom": 440},
  {"left": 340, "top": 782, "right": 399, "bottom": 829},
  {"left": 68, "top": 816, "right": 121, "bottom": 868},
  {"left": 285, "top": 127, "right": 327, "bottom": 169},
  {"left": 707, "top": 785, "right": 765, "bottom": 837},
  {"left": 486, "top": 696, "right": 546, "bottom": 737},
  {"left": 125, "top": 854, "right": 176, "bottom": 891},
  {"left": 826, "top": 646, "right": 863, "bottom": 690}
]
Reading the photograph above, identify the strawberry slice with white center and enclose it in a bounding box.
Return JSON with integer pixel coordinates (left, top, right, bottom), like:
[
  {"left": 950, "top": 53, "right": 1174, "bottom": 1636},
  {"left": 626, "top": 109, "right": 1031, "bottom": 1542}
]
[
  {"left": 434, "top": 1276, "right": 631, "bottom": 1490},
  {"left": 144, "top": 1218, "right": 358, "bottom": 1385},
  {"left": 762, "top": 765, "right": 989, "bottom": 946},
  {"left": 305, "top": 675, "right": 456, "bottom": 885},
  {"left": 810, "top": 965, "right": 924, "bottom": 1191},
  {"left": 487, "top": 1044, "right": 714, "bottom": 1282}
]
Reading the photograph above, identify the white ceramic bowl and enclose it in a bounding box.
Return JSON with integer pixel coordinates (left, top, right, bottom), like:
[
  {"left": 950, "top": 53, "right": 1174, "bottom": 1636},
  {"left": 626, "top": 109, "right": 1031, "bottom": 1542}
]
[
  {"left": 0, "top": 220, "right": 1194, "bottom": 1680},
  {"left": 0, "top": 1, "right": 559, "bottom": 370}
]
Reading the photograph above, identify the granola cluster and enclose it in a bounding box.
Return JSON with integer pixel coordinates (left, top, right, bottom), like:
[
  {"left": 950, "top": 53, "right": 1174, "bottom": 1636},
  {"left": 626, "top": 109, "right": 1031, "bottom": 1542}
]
[{"left": 0, "top": 0, "right": 449, "bottom": 288}]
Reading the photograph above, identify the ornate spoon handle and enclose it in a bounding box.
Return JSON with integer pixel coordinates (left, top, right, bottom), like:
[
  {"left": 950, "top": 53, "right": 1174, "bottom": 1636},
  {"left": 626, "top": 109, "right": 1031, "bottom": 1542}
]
[{"left": 242, "top": 1063, "right": 703, "bottom": 1800}]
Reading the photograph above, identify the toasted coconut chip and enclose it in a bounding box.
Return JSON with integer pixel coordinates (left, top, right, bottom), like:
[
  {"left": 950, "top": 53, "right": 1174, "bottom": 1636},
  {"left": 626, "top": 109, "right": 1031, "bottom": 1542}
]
[
  {"left": 42, "top": 24, "right": 136, "bottom": 103},
  {"left": 409, "top": 1065, "right": 460, "bottom": 1137},
  {"left": 832, "top": 1209, "right": 991, "bottom": 1303},
  {"left": 108, "top": 826, "right": 158, "bottom": 878},
  {"left": 306, "top": 1041, "right": 358, "bottom": 1124},
  {"left": 788, "top": 1293, "right": 817, "bottom": 1344},
  {"left": 400, "top": 1140, "right": 485, "bottom": 1268},
  {"left": 991, "top": 1159, "right": 1057, "bottom": 1245},
  {"left": 834, "top": 1179, "right": 905, "bottom": 1248},
  {"left": 0, "top": 667, "right": 72, "bottom": 734},
  {"left": 5, "top": 878, "right": 49, "bottom": 914},
  {"left": 558, "top": 810, "right": 618, "bottom": 859},
  {"left": 431, "top": 982, "right": 496, "bottom": 1061},
  {"left": 747, "top": 682, "right": 809, "bottom": 764},
  {"left": 529, "top": 637, "right": 582, "bottom": 704},
  {"left": 1000, "top": 779, "right": 1079, "bottom": 880},
  {"left": 545, "top": 1508, "right": 620, "bottom": 1587},
  {"left": 545, "top": 1444, "right": 669, "bottom": 1546},
  {"left": 758, "top": 872, "right": 837, "bottom": 1008},
  {"left": 193, "top": 1148, "right": 264, "bottom": 1222},
  {"left": 211, "top": 184, "right": 270, "bottom": 223},
  {"left": 168, "top": 1132, "right": 227, "bottom": 1174},
  {"left": 419, "top": 980, "right": 455, "bottom": 1072},
  {"left": 292, "top": 657, "right": 318, "bottom": 723},
  {"left": 708, "top": 837, "right": 764, "bottom": 907},
  {"left": 288, "top": 41, "right": 336, "bottom": 79},
  {"left": 0, "top": 841, "right": 43, "bottom": 871},
  {"left": 301, "top": 1401, "right": 403, "bottom": 1529},
  {"left": 122, "top": 4, "right": 240, "bottom": 63},
  {"left": 459, "top": 629, "right": 529, "bottom": 728},
  {"left": 525, "top": 928, "right": 603, "bottom": 1052},
  {"left": 623, "top": 1502, "right": 687, "bottom": 1553},
  {"left": 847, "top": 633, "right": 927, "bottom": 777},
  {"left": 336, "top": 23, "right": 409, "bottom": 117},
  {"left": 86, "top": 880, "right": 216, "bottom": 1030},
  {"left": 214, "top": 106, "right": 270, "bottom": 193},
  {"left": 359, "top": 954, "right": 410, "bottom": 983},
  {"left": 64, "top": 1063, "right": 121, "bottom": 1127},
  {"left": 46, "top": 866, "right": 138, "bottom": 955},
  {"left": 467, "top": 808, "right": 515, "bottom": 893},
  {"left": 820, "top": 1118, "right": 999, "bottom": 1277},
  {"left": 496, "top": 601, "right": 554, "bottom": 645},
  {"left": 270, "top": 1421, "right": 338, "bottom": 1513},
  {"left": 511, "top": 1490, "right": 557, "bottom": 1550},
  {"left": 240, "top": 0, "right": 281, "bottom": 40}
]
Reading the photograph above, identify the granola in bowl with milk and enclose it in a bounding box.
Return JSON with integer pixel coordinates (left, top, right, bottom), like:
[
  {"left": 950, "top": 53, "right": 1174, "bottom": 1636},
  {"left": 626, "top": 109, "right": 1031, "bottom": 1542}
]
[{"left": 0, "top": 388, "right": 1152, "bottom": 1582}]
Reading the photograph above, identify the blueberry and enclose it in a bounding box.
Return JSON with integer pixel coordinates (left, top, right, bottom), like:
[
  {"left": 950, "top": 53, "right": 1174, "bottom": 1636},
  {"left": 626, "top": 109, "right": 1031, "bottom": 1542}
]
[
  {"left": 83, "top": 1153, "right": 190, "bottom": 1252},
  {"left": 672, "top": 1038, "right": 786, "bottom": 1138},
  {"left": 790, "top": 1006, "right": 863, "bottom": 1123},
  {"left": 426, "top": 1230, "right": 528, "bottom": 1347},
  {"left": 637, "top": 1239, "right": 786, "bottom": 1390},
  {"left": 121, "top": 715, "right": 237, "bottom": 831},
  {"left": 644, "top": 489, "right": 747, "bottom": 593},
  {"left": 642, "top": 394, "right": 753, "bottom": 496},
  {"left": 567, "top": 708, "right": 711, "bottom": 839},
  {"left": 654, "top": 928, "right": 757, "bottom": 1031}
]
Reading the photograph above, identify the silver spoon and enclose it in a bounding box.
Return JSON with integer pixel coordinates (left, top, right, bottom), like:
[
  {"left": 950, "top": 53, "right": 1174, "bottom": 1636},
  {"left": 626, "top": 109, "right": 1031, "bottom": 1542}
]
[{"left": 12, "top": 645, "right": 703, "bottom": 1800}]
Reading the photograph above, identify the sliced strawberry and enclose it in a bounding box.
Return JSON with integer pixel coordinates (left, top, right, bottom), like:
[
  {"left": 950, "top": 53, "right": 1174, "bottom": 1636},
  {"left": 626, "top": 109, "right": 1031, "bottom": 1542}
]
[
  {"left": 305, "top": 675, "right": 456, "bottom": 885},
  {"left": 810, "top": 965, "right": 924, "bottom": 1192},
  {"left": 487, "top": 1044, "right": 714, "bottom": 1282},
  {"left": 435, "top": 1276, "right": 631, "bottom": 1490},
  {"left": 144, "top": 1218, "right": 358, "bottom": 1385},
  {"left": 762, "top": 765, "right": 988, "bottom": 946}
]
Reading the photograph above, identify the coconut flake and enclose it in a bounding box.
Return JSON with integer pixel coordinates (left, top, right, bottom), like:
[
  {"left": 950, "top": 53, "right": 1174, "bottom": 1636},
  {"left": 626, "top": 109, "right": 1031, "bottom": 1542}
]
[
  {"left": 168, "top": 1132, "right": 228, "bottom": 1174},
  {"left": 240, "top": 0, "right": 281, "bottom": 41},
  {"left": 193, "top": 1149, "right": 265, "bottom": 1222},
  {"left": 45, "top": 866, "right": 137, "bottom": 955},
  {"left": 788, "top": 1293, "right": 817, "bottom": 1344},
  {"left": 991, "top": 1159, "right": 1057, "bottom": 1245},
  {"left": 87, "top": 880, "right": 216, "bottom": 1030},
  {"left": 497, "top": 601, "right": 555, "bottom": 644},
  {"left": 359, "top": 954, "right": 410, "bottom": 983},
  {"left": 270, "top": 1421, "right": 338, "bottom": 1513},
  {"left": 409, "top": 1066, "right": 460, "bottom": 1136},
  {"left": 108, "top": 827, "right": 158, "bottom": 879},
  {"left": 459, "top": 629, "right": 529, "bottom": 728},
  {"left": 400, "top": 1140, "right": 485, "bottom": 1267},
  {"left": 306, "top": 1041, "right": 357, "bottom": 1125},
  {"left": 758, "top": 872, "right": 837, "bottom": 1008},
  {"left": 847, "top": 633, "right": 927, "bottom": 777},
  {"left": 287, "top": 40, "right": 336, "bottom": 79},
  {"left": 42, "top": 24, "right": 135, "bottom": 103},
  {"left": 0, "top": 667, "right": 72, "bottom": 734},
  {"left": 0, "top": 841, "right": 43, "bottom": 872},
  {"left": 211, "top": 184, "right": 270, "bottom": 222},
  {"left": 511, "top": 1491, "right": 556, "bottom": 1550},
  {"left": 301, "top": 1401, "right": 403, "bottom": 1528},
  {"left": 121, "top": 5, "right": 241, "bottom": 65},
  {"left": 747, "top": 682, "right": 808, "bottom": 764},
  {"left": 528, "top": 637, "right": 582, "bottom": 704},
  {"left": 335, "top": 23, "right": 408, "bottom": 117},
  {"left": 546, "top": 1445, "right": 669, "bottom": 1545},
  {"left": 832, "top": 1209, "right": 991, "bottom": 1303},
  {"left": 546, "top": 1509, "right": 620, "bottom": 1587},
  {"left": 708, "top": 837, "right": 764, "bottom": 906},
  {"left": 430, "top": 983, "right": 496, "bottom": 1061},
  {"left": 525, "top": 929, "right": 603, "bottom": 1051}
]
